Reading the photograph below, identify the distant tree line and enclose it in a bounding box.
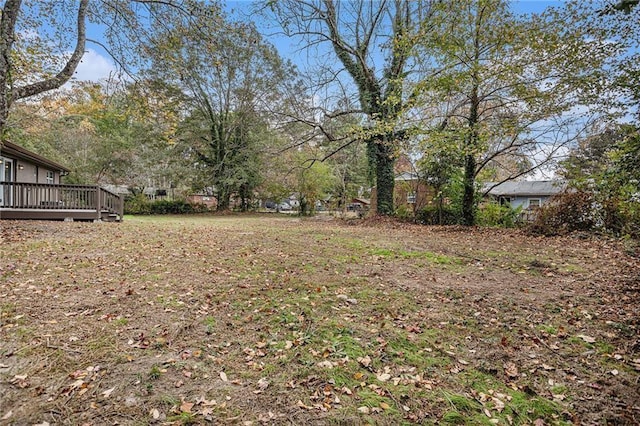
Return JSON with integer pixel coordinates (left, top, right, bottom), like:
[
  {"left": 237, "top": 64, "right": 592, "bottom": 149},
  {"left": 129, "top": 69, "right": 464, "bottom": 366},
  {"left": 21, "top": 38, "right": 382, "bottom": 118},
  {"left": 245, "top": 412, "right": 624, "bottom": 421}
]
[{"left": 1, "top": 0, "right": 637, "bottom": 233}]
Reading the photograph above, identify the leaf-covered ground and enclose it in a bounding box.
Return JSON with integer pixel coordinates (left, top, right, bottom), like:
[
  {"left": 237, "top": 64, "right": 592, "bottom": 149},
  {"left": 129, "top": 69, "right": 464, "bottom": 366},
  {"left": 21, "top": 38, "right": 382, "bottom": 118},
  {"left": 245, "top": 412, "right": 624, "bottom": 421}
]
[{"left": 1, "top": 216, "right": 638, "bottom": 425}]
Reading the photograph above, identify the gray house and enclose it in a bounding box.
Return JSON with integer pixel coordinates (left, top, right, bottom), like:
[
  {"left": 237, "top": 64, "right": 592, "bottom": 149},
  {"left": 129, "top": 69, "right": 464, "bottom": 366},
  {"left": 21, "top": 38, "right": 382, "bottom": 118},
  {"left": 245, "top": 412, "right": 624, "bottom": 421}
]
[
  {"left": 1, "top": 141, "right": 123, "bottom": 221},
  {"left": 483, "top": 180, "right": 566, "bottom": 210}
]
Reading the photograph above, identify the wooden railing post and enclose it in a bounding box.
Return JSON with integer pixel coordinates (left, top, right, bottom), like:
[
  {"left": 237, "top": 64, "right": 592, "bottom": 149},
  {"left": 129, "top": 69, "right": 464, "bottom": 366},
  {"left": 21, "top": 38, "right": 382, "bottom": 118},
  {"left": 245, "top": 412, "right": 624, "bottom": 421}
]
[{"left": 95, "top": 187, "right": 102, "bottom": 220}]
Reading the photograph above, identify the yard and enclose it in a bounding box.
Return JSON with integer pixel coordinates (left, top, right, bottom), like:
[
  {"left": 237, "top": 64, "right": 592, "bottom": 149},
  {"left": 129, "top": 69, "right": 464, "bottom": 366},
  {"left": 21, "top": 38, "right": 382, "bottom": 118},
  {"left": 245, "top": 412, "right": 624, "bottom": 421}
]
[{"left": 1, "top": 216, "right": 638, "bottom": 425}]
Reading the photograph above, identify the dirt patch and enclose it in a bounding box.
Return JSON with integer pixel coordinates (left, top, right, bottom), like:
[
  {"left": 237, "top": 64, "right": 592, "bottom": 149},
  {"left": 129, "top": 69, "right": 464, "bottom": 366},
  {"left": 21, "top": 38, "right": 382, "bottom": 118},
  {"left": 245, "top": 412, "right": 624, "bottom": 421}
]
[{"left": 1, "top": 216, "right": 638, "bottom": 425}]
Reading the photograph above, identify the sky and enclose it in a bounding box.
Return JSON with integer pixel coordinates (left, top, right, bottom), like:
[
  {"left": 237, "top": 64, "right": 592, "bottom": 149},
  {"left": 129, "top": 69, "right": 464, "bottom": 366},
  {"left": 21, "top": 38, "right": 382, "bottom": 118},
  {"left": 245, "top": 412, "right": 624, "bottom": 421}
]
[{"left": 75, "top": 0, "right": 566, "bottom": 83}]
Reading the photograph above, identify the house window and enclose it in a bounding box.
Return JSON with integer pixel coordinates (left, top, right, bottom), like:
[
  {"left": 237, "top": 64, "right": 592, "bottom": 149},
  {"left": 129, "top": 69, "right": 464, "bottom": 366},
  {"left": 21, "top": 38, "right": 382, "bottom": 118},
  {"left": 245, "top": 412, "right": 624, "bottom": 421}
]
[
  {"left": 407, "top": 192, "right": 416, "bottom": 204},
  {"left": 528, "top": 198, "right": 541, "bottom": 209},
  {"left": 46, "top": 170, "right": 54, "bottom": 184}
]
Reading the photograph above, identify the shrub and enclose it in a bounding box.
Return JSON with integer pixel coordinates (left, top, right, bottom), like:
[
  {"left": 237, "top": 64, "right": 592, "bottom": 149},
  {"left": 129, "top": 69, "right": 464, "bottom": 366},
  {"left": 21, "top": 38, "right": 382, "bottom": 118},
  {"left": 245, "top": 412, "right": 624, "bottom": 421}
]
[
  {"left": 602, "top": 197, "right": 640, "bottom": 239},
  {"left": 124, "top": 197, "right": 210, "bottom": 215},
  {"left": 395, "top": 204, "right": 413, "bottom": 220},
  {"left": 477, "top": 202, "right": 521, "bottom": 228},
  {"left": 124, "top": 194, "right": 152, "bottom": 215},
  {"left": 528, "top": 191, "right": 596, "bottom": 236},
  {"left": 621, "top": 200, "right": 640, "bottom": 239},
  {"left": 416, "top": 206, "right": 463, "bottom": 225},
  {"left": 149, "top": 200, "right": 194, "bottom": 214}
]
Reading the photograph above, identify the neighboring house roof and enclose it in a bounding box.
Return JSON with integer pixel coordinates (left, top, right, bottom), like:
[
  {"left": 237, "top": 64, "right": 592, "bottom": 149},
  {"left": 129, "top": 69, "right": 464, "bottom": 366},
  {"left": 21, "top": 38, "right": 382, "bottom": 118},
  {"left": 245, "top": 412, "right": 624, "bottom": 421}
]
[
  {"left": 1, "top": 141, "right": 70, "bottom": 173},
  {"left": 483, "top": 180, "right": 566, "bottom": 197},
  {"left": 395, "top": 171, "right": 420, "bottom": 181},
  {"left": 102, "top": 184, "right": 131, "bottom": 195},
  {"left": 352, "top": 197, "right": 371, "bottom": 205},
  {"left": 102, "top": 185, "right": 169, "bottom": 196}
]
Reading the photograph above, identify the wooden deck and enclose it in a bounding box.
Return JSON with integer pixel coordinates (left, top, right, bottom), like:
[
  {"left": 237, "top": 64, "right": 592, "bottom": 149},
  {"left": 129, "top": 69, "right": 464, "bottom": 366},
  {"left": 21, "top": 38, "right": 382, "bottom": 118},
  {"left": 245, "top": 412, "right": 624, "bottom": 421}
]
[{"left": 0, "top": 182, "right": 124, "bottom": 222}]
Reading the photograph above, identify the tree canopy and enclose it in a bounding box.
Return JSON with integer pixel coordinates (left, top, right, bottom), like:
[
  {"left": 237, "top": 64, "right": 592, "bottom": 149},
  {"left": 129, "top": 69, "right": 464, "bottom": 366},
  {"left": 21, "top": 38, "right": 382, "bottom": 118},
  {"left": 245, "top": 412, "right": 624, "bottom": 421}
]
[{"left": 3, "top": 0, "right": 638, "bottom": 227}]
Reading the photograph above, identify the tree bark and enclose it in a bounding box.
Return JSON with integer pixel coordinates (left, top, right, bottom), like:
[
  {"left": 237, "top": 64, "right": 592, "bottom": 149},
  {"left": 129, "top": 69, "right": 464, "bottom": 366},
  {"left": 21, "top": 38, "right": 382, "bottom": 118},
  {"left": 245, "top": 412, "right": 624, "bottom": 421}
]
[
  {"left": 217, "top": 188, "right": 231, "bottom": 211},
  {"left": 462, "top": 153, "right": 476, "bottom": 226},
  {"left": 374, "top": 138, "right": 395, "bottom": 216},
  {"left": 320, "top": 0, "right": 415, "bottom": 216},
  {"left": 0, "top": 0, "right": 23, "bottom": 139},
  {"left": 462, "top": 81, "right": 480, "bottom": 226},
  {"left": 462, "top": 6, "right": 483, "bottom": 226},
  {"left": 0, "top": 0, "right": 89, "bottom": 141}
]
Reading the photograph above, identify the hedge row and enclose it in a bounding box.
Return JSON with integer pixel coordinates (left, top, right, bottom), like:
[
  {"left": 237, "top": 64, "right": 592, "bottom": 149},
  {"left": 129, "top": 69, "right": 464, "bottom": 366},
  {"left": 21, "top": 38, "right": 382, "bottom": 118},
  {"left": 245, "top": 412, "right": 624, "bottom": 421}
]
[{"left": 125, "top": 196, "right": 210, "bottom": 215}]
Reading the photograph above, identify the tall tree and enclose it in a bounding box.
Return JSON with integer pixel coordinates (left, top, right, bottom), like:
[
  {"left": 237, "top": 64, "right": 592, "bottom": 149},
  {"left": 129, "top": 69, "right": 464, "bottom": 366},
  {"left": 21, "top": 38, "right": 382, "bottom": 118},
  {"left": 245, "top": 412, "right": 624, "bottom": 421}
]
[
  {"left": 145, "top": 5, "right": 293, "bottom": 211},
  {"left": 592, "top": 0, "right": 640, "bottom": 120},
  {"left": 270, "top": 0, "right": 438, "bottom": 216},
  {"left": 559, "top": 124, "right": 640, "bottom": 237},
  {"left": 0, "top": 0, "right": 88, "bottom": 140},
  {"left": 7, "top": 80, "right": 185, "bottom": 188},
  {"left": 415, "top": 0, "right": 618, "bottom": 225},
  {"left": 0, "top": 0, "right": 203, "bottom": 145}
]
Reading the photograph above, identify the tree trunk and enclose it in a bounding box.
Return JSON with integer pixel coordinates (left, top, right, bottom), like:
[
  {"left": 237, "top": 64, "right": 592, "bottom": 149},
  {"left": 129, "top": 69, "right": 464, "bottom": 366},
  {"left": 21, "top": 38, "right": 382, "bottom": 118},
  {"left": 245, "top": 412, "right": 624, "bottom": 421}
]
[
  {"left": 0, "top": 0, "right": 88, "bottom": 141},
  {"left": 217, "top": 188, "right": 231, "bottom": 211},
  {"left": 462, "top": 154, "right": 476, "bottom": 226},
  {"left": 299, "top": 195, "right": 310, "bottom": 216},
  {"left": 0, "top": 0, "right": 21, "bottom": 139},
  {"left": 239, "top": 183, "right": 250, "bottom": 212},
  {"left": 462, "top": 75, "right": 480, "bottom": 226},
  {"left": 373, "top": 138, "right": 395, "bottom": 216}
]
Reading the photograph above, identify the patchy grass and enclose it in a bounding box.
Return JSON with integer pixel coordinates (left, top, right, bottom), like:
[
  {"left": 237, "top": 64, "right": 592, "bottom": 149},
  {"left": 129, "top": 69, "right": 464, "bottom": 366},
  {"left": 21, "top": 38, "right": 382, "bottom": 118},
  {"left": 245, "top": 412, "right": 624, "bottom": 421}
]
[{"left": 0, "top": 216, "right": 638, "bottom": 425}]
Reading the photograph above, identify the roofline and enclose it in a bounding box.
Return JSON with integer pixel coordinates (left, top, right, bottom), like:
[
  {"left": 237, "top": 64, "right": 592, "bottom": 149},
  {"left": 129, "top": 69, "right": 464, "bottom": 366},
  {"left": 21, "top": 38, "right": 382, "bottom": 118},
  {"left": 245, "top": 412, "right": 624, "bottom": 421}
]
[
  {"left": 490, "top": 192, "right": 561, "bottom": 197},
  {"left": 483, "top": 180, "right": 566, "bottom": 197},
  {"left": 1, "top": 141, "right": 70, "bottom": 173}
]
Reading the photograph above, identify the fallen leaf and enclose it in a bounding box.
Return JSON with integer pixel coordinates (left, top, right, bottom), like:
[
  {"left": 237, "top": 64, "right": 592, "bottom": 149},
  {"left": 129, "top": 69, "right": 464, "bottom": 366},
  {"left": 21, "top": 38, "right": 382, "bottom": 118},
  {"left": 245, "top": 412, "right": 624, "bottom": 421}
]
[
  {"left": 577, "top": 334, "right": 596, "bottom": 343},
  {"left": 150, "top": 409, "right": 160, "bottom": 419},
  {"left": 220, "top": 371, "right": 228, "bottom": 382},
  {"left": 101, "top": 387, "right": 115, "bottom": 398},
  {"left": 180, "top": 401, "right": 194, "bottom": 413},
  {"left": 357, "top": 406, "right": 370, "bottom": 414},
  {"left": 297, "top": 400, "right": 311, "bottom": 409},
  {"left": 503, "top": 362, "right": 518, "bottom": 378},
  {"left": 376, "top": 373, "right": 391, "bottom": 382},
  {"left": 358, "top": 355, "right": 372, "bottom": 367},
  {"left": 492, "top": 396, "right": 505, "bottom": 410}
]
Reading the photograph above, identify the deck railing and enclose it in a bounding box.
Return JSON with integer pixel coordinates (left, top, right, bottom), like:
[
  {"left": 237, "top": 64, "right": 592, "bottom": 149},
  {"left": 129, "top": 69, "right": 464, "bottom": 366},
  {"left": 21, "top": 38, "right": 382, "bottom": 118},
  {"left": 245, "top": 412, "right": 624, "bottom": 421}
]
[{"left": 0, "top": 181, "right": 124, "bottom": 220}]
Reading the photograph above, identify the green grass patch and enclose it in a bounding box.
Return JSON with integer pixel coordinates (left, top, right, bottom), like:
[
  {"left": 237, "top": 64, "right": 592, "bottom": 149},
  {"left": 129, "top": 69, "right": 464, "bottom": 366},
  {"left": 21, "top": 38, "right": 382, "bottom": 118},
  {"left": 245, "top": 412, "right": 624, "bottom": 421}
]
[{"left": 370, "top": 248, "right": 461, "bottom": 265}]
